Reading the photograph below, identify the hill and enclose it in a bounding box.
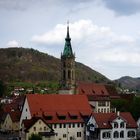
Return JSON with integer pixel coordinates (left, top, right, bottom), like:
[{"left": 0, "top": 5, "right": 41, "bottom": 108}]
[
  {"left": 115, "top": 76, "right": 140, "bottom": 92},
  {"left": 0, "top": 47, "right": 109, "bottom": 84}
]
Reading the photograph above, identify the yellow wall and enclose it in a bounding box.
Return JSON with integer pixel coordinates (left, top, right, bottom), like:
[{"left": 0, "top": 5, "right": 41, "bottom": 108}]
[
  {"left": 24, "top": 119, "right": 54, "bottom": 140},
  {"left": 1, "top": 114, "right": 20, "bottom": 131}
]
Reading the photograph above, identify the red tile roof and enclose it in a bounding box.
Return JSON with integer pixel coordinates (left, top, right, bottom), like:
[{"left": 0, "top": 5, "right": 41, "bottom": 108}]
[
  {"left": 9, "top": 111, "right": 21, "bottom": 122},
  {"left": 23, "top": 117, "right": 53, "bottom": 132},
  {"left": 77, "top": 83, "right": 120, "bottom": 100},
  {"left": 77, "top": 83, "right": 109, "bottom": 96},
  {"left": 93, "top": 112, "right": 137, "bottom": 129},
  {"left": 26, "top": 94, "right": 92, "bottom": 123}
]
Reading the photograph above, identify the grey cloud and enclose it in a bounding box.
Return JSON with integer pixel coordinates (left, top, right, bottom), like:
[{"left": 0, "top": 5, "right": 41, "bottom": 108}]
[
  {"left": 0, "top": 0, "right": 94, "bottom": 11},
  {"left": 102, "top": 0, "right": 140, "bottom": 15},
  {"left": 0, "top": 0, "right": 33, "bottom": 11}
]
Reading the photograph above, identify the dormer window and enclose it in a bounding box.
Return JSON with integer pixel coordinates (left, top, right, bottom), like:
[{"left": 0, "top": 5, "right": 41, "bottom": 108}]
[
  {"left": 114, "top": 122, "right": 118, "bottom": 128},
  {"left": 120, "top": 122, "right": 125, "bottom": 128},
  {"left": 81, "top": 89, "right": 85, "bottom": 93},
  {"left": 46, "top": 116, "right": 52, "bottom": 120},
  {"left": 57, "top": 112, "right": 66, "bottom": 120},
  {"left": 92, "top": 90, "right": 95, "bottom": 94}
]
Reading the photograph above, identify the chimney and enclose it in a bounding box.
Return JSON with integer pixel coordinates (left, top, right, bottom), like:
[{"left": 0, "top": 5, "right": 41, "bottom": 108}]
[{"left": 117, "top": 111, "right": 120, "bottom": 116}]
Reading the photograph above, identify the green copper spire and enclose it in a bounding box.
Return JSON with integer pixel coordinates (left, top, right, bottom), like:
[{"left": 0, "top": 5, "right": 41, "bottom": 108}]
[{"left": 62, "top": 21, "right": 74, "bottom": 57}]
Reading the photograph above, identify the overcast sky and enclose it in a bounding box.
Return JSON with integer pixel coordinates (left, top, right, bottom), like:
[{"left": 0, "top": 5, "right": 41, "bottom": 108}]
[{"left": 0, "top": 0, "right": 140, "bottom": 80}]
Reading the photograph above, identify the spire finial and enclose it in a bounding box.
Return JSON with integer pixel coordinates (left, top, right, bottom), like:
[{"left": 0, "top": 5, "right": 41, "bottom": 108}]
[{"left": 66, "top": 20, "right": 70, "bottom": 38}]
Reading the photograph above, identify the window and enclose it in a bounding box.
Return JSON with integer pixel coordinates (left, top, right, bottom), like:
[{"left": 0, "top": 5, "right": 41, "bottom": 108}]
[
  {"left": 60, "top": 124, "right": 62, "bottom": 128},
  {"left": 120, "top": 131, "right": 124, "bottom": 138},
  {"left": 77, "top": 123, "right": 80, "bottom": 127},
  {"left": 77, "top": 132, "right": 81, "bottom": 137},
  {"left": 114, "top": 122, "right": 118, "bottom": 128},
  {"left": 114, "top": 131, "right": 119, "bottom": 138},
  {"left": 63, "top": 134, "right": 67, "bottom": 138},
  {"left": 68, "top": 70, "right": 71, "bottom": 79},
  {"left": 39, "top": 120, "right": 41, "bottom": 124},
  {"left": 69, "top": 124, "right": 71, "bottom": 128},
  {"left": 120, "top": 122, "right": 124, "bottom": 128},
  {"left": 72, "top": 123, "right": 75, "bottom": 128},
  {"left": 107, "top": 108, "right": 109, "bottom": 113},
  {"left": 26, "top": 108, "right": 27, "bottom": 112},
  {"left": 64, "top": 124, "right": 66, "bottom": 128},
  {"left": 33, "top": 127, "right": 36, "bottom": 131},
  {"left": 127, "top": 131, "right": 135, "bottom": 138},
  {"left": 101, "top": 108, "right": 103, "bottom": 113},
  {"left": 40, "top": 127, "right": 42, "bottom": 131},
  {"left": 81, "top": 123, "right": 84, "bottom": 127},
  {"left": 44, "top": 126, "right": 46, "bottom": 131},
  {"left": 54, "top": 124, "right": 57, "bottom": 128},
  {"left": 102, "top": 132, "right": 111, "bottom": 139},
  {"left": 63, "top": 70, "right": 66, "bottom": 79},
  {"left": 98, "top": 101, "right": 106, "bottom": 106}
]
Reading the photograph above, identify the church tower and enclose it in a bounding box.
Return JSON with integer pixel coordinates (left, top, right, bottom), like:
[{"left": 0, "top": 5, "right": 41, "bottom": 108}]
[{"left": 59, "top": 22, "right": 75, "bottom": 94}]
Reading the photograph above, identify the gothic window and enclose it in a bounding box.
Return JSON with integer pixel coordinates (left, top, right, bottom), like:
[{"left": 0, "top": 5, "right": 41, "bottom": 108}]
[
  {"left": 63, "top": 70, "right": 66, "bottom": 79},
  {"left": 127, "top": 131, "right": 135, "bottom": 138},
  {"left": 120, "top": 131, "right": 124, "bottom": 138},
  {"left": 63, "top": 62, "right": 66, "bottom": 67},
  {"left": 68, "top": 70, "right": 71, "bottom": 79},
  {"left": 113, "top": 131, "right": 119, "bottom": 138}
]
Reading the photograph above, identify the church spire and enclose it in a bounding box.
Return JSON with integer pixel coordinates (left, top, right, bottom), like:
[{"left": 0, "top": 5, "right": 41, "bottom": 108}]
[
  {"left": 66, "top": 21, "right": 70, "bottom": 39},
  {"left": 62, "top": 21, "right": 74, "bottom": 57},
  {"left": 60, "top": 21, "right": 76, "bottom": 93}
]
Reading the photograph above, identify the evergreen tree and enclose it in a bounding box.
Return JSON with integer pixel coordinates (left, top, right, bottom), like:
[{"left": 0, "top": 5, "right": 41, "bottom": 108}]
[{"left": 29, "top": 133, "right": 42, "bottom": 140}]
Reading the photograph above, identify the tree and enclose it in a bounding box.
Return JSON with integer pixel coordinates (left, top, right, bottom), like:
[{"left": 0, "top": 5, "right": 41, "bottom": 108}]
[
  {"left": 111, "top": 99, "right": 128, "bottom": 112},
  {"left": 29, "top": 133, "right": 42, "bottom": 140},
  {"left": 0, "top": 80, "right": 5, "bottom": 97},
  {"left": 129, "top": 96, "right": 140, "bottom": 120}
]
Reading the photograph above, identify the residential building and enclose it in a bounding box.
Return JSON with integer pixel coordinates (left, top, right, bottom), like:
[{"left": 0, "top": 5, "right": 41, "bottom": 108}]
[
  {"left": 86, "top": 112, "right": 137, "bottom": 140},
  {"left": 1, "top": 111, "right": 21, "bottom": 131},
  {"left": 77, "top": 83, "right": 119, "bottom": 113},
  {"left": 20, "top": 94, "right": 92, "bottom": 140}
]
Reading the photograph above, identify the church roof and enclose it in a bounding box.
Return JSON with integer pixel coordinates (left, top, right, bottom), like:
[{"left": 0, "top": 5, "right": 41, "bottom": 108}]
[{"left": 62, "top": 23, "right": 74, "bottom": 57}]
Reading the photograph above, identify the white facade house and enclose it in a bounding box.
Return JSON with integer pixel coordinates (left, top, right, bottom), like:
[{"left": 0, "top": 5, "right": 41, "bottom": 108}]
[
  {"left": 137, "top": 117, "right": 140, "bottom": 139},
  {"left": 20, "top": 94, "right": 92, "bottom": 140},
  {"left": 86, "top": 112, "right": 137, "bottom": 140}
]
